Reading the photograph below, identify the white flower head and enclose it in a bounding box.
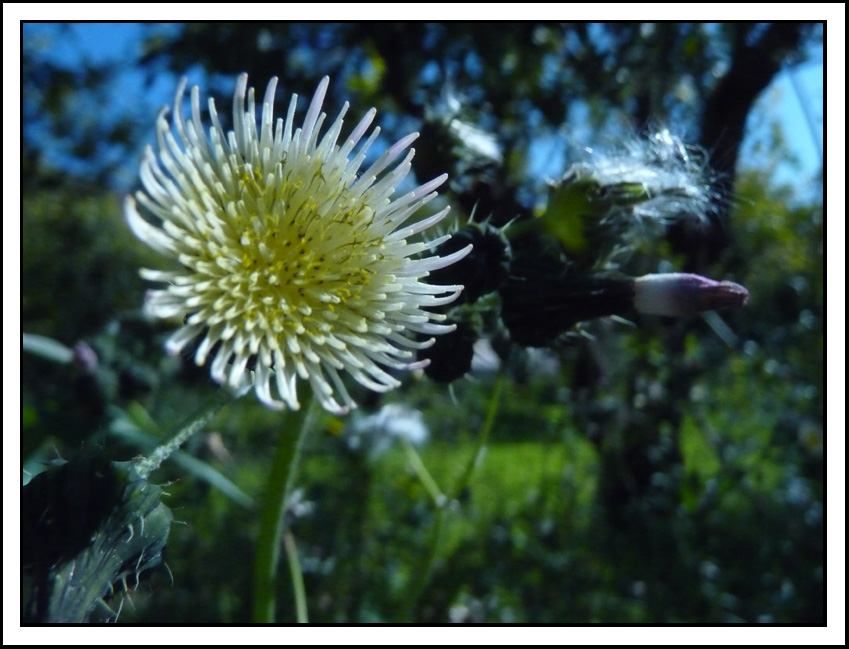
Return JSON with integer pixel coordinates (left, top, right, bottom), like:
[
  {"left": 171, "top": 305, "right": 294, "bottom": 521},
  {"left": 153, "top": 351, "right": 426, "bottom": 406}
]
[{"left": 126, "top": 74, "right": 471, "bottom": 415}]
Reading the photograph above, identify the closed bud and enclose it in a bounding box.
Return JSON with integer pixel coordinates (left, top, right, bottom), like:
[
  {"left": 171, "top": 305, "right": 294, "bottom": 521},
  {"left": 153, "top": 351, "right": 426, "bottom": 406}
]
[{"left": 633, "top": 273, "right": 749, "bottom": 317}]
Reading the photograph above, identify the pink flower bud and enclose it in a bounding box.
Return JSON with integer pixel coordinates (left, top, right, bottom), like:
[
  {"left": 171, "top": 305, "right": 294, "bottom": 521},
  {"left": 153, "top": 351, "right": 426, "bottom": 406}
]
[
  {"left": 72, "top": 341, "right": 99, "bottom": 374},
  {"left": 633, "top": 273, "right": 748, "bottom": 317}
]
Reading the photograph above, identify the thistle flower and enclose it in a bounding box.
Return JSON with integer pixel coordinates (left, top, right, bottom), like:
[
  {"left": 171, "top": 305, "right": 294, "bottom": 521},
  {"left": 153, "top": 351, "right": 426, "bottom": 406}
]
[{"left": 125, "top": 75, "right": 471, "bottom": 414}]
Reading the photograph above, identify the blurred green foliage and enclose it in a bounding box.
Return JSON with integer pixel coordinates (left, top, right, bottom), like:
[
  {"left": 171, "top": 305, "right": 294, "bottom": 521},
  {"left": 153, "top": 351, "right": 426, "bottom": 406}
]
[{"left": 21, "top": 23, "right": 822, "bottom": 623}]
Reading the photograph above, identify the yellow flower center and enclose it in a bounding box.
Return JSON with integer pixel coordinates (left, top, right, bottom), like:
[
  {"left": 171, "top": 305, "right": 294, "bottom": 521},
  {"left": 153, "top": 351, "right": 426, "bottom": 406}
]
[{"left": 224, "top": 158, "right": 389, "bottom": 340}]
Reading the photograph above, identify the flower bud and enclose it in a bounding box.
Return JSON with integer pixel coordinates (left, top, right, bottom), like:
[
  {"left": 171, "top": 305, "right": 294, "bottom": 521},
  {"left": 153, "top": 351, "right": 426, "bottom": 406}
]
[
  {"left": 72, "top": 340, "right": 99, "bottom": 374},
  {"left": 633, "top": 273, "right": 749, "bottom": 317}
]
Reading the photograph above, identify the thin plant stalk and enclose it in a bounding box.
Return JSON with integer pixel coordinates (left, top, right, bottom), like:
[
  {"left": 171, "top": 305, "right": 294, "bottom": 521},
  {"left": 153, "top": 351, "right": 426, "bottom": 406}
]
[
  {"left": 252, "top": 398, "right": 319, "bottom": 623},
  {"left": 402, "top": 437, "right": 444, "bottom": 507},
  {"left": 401, "top": 374, "right": 504, "bottom": 621},
  {"left": 283, "top": 529, "right": 309, "bottom": 624},
  {"left": 134, "top": 394, "right": 229, "bottom": 480}
]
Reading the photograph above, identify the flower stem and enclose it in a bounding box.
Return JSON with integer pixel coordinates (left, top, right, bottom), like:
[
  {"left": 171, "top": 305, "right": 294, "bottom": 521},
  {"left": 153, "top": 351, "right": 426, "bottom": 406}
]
[
  {"left": 283, "top": 529, "right": 309, "bottom": 624},
  {"left": 252, "top": 398, "right": 319, "bottom": 623},
  {"left": 452, "top": 373, "right": 503, "bottom": 495},
  {"left": 401, "top": 374, "right": 504, "bottom": 621},
  {"left": 401, "top": 437, "right": 444, "bottom": 507}
]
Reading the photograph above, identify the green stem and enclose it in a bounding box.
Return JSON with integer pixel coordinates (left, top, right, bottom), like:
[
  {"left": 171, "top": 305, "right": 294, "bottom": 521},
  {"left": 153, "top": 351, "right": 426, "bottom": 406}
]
[
  {"left": 133, "top": 394, "right": 228, "bottom": 480},
  {"left": 252, "top": 398, "right": 319, "bottom": 623},
  {"left": 401, "top": 374, "right": 505, "bottom": 621},
  {"left": 284, "top": 530, "right": 309, "bottom": 624},
  {"left": 402, "top": 437, "right": 444, "bottom": 507},
  {"left": 451, "top": 373, "right": 503, "bottom": 497}
]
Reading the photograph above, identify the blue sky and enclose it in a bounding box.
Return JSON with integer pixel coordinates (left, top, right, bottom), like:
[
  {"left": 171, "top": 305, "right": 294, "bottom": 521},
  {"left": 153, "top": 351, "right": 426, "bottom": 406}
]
[
  {"left": 740, "top": 52, "right": 823, "bottom": 202},
  {"left": 22, "top": 22, "right": 824, "bottom": 200}
]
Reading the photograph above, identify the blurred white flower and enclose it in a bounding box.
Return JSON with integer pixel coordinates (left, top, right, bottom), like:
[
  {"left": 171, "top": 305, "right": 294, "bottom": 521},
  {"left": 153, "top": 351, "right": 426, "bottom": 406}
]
[{"left": 344, "top": 403, "right": 429, "bottom": 458}]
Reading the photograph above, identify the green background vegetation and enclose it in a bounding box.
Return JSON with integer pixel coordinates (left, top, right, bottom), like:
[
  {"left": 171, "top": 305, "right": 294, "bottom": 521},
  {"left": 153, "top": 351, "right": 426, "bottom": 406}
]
[{"left": 22, "top": 23, "right": 823, "bottom": 623}]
